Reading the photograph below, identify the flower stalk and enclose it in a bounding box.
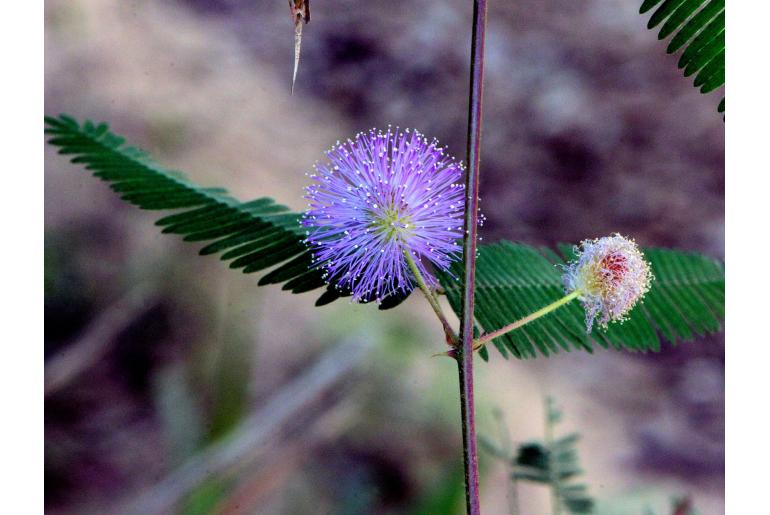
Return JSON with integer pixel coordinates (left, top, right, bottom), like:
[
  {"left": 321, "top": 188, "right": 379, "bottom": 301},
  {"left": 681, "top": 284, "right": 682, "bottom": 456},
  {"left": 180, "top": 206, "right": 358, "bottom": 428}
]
[
  {"left": 472, "top": 290, "right": 580, "bottom": 351},
  {"left": 404, "top": 251, "right": 457, "bottom": 345}
]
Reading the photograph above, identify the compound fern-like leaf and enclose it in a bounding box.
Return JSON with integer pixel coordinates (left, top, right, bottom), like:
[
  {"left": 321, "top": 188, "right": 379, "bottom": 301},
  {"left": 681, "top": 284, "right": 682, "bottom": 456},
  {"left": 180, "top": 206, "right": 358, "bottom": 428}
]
[{"left": 640, "top": 0, "right": 725, "bottom": 113}]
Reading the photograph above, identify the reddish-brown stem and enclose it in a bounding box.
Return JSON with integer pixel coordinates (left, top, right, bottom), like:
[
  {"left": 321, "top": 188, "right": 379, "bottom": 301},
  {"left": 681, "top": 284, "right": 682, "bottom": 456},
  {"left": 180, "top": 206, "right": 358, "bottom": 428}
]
[{"left": 458, "top": 0, "right": 487, "bottom": 513}]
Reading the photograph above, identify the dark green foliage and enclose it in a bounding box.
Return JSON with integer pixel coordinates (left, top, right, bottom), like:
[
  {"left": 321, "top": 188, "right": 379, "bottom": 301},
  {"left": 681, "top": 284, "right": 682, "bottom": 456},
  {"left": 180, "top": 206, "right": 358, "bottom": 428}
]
[
  {"left": 640, "top": 0, "right": 725, "bottom": 112},
  {"left": 44, "top": 115, "right": 410, "bottom": 309},
  {"left": 511, "top": 440, "right": 593, "bottom": 513},
  {"left": 437, "top": 241, "right": 724, "bottom": 359}
]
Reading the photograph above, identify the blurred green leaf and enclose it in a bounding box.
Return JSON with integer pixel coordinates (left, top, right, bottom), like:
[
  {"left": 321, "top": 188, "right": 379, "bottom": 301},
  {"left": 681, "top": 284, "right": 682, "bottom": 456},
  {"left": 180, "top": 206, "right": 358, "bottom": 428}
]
[
  {"left": 180, "top": 478, "right": 229, "bottom": 515},
  {"left": 410, "top": 462, "right": 465, "bottom": 515}
]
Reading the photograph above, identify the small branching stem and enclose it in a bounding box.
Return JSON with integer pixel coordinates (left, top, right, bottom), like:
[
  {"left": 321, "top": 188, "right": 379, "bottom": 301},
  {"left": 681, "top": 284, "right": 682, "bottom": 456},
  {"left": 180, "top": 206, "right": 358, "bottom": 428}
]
[
  {"left": 405, "top": 251, "right": 458, "bottom": 345},
  {"left": 545, "top": 399, "right": 563, "bottom": 515},
  {"left": 472, "top": 291, "right": 580, "bottom": 351},
  {"left": 493, "top": 409, "right": 520, "bottom": 515}
]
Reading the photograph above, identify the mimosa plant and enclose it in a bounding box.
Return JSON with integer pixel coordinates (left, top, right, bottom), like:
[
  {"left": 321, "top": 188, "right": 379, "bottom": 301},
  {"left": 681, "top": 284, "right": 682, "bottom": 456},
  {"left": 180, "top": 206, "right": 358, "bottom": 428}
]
[{"left": 44, "top": 1, "right": 725, "bottom": 512}]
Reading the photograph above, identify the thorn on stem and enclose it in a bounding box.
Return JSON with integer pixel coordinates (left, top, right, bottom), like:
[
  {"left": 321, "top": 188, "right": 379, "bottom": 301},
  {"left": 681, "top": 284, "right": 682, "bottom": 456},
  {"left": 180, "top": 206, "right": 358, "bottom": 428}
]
[
  {"left": 289, "top": 0, "right": 310, "bottom": 94},
  {"left": 432, "top": 349, "right": 457, "bottom": 360}
]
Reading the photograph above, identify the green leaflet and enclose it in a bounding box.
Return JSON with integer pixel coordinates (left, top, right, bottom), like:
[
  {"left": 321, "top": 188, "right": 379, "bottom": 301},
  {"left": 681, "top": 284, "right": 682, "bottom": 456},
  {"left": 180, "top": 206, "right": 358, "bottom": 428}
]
[
  {"left": 437, "top": 241, "right": 724, "bottom": 359},
  {"left": 640, "top": 0, "right": 725, "bottom": 113},
  {"left": 44, "top": 115, "right": 409, "bottom": 309}
]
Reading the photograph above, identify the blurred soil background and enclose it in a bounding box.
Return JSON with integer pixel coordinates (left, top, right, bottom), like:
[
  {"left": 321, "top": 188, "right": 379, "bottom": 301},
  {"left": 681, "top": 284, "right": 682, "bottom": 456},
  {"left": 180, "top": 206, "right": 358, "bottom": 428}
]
[{"left": 44, "top": 0, "right": 724, "bottom": 513}]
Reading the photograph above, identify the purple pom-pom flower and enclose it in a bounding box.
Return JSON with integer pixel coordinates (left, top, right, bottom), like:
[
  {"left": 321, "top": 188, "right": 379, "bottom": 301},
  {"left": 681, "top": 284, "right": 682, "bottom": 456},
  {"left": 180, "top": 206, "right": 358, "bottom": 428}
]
[{"left": 303, "top": 127, "right": 466, "bottom": 303}]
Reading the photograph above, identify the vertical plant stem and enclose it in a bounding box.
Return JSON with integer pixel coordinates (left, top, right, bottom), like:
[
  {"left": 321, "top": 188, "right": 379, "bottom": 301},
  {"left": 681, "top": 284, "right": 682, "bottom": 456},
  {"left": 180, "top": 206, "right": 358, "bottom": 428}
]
[{"left": 459, "top": 1, "right": 488, "bottom": 514}]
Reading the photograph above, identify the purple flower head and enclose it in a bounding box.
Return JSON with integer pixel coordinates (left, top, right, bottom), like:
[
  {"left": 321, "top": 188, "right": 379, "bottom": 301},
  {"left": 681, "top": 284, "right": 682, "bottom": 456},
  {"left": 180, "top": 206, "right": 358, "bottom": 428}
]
[{"left": 303, "top": 127, "right": 467, "bottom": 303}]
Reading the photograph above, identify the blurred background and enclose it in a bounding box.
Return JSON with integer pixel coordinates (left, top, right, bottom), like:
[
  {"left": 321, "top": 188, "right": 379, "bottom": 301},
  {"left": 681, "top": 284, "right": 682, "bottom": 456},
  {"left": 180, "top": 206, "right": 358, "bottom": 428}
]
[{"left": 44, "top": 0, "right": 724, "bottom": 513}]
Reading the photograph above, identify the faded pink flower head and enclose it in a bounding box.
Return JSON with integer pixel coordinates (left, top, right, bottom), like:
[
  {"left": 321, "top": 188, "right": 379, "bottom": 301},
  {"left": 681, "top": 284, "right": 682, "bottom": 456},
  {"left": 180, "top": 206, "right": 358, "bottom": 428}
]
[{"left": 563, "top": 234, "right": 653, "bottom": 332}]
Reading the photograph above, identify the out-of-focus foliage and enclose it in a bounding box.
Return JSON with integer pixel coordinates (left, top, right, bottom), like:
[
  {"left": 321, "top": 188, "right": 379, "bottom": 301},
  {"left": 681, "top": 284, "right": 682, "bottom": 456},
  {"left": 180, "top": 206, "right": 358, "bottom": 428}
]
[
  {"left": 482, "top": 401, "right": 708, "bottom": 514},
  {"left": 482, "top": 398, "right": 594, "bottom": 514},
  {"left": 639, "top": 0, "right": 725, "bottom": 113},
  {"left": 439, "top": 242, "right": 724, "bottom": 359},
  {"left": 410, "top": 463, "right": 465, "bottom": 515},
  {"left": 594, "top": 491, "right": 699, "bottom": 514}
]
